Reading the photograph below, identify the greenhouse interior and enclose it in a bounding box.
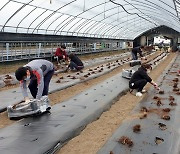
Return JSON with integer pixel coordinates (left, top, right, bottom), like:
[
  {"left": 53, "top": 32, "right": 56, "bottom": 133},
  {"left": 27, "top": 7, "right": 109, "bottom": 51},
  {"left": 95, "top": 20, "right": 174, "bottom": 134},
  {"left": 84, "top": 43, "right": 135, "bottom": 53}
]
[{"left": 0, "top": 0, "right": 179, "bottom": 154}]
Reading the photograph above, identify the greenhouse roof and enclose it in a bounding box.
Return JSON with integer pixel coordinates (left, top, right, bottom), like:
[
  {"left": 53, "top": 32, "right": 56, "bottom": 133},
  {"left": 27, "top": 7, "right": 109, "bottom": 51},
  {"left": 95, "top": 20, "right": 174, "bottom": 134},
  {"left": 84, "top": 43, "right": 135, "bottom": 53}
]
[{"left": 0, "top": 0, "right": 180, "bottom": 40}]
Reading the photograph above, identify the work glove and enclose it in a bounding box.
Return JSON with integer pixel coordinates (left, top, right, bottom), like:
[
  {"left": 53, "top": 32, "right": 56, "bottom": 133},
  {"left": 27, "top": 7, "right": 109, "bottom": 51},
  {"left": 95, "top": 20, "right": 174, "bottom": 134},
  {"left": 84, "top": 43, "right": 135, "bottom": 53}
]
[
  {"left": 24, "top": 97, "right": 30, "bottom": 104},
  {"left": 141, "top": 57, "right": 146, "bottom": 60}
]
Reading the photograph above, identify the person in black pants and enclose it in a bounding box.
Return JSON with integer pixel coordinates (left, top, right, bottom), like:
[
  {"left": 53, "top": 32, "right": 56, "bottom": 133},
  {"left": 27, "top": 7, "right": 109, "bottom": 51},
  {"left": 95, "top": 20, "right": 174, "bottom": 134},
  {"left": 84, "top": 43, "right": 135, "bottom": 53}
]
[
  {"left": 131, "top": 46, "right": 145, "bottom": 60},
  {"left": 15, "top": 59, "right": 54, "bottom": 103},
  {"left": 129, "top": 63, "right": 160, "bottom": 97},
  {"left": 67, "top": 53, "right": 84, "bottom": 71}
]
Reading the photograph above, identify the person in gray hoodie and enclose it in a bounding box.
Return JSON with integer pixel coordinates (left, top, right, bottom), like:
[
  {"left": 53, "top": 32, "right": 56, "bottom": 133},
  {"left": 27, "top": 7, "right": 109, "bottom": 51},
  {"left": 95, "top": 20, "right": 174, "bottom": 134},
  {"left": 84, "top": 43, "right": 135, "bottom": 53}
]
[{"left": 15, "top": 59, "right": 54, "bottom": 103}]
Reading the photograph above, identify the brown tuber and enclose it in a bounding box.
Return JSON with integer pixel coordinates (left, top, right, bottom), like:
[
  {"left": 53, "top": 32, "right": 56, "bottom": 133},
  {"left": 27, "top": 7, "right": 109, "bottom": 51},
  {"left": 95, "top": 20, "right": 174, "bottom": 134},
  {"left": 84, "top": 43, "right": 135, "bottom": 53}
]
[
  {"left": 176, "top": 91, "right": 180, "bottom": 95},
  {"left": 169, "top": 96, "right": 175, "bottom": 101},
  {"left": 159, "top": 90, "right": 164, "bottom": 94},
  {"left": 140, "top": 113, "right": 147, "bottom": 119},
  {"left": 59, "top": 76, "right": 64, "bottom": 79},
  {"left": 173, "top": 83, "right": 178, "bottom": 88},
  {"left": 163, "top": 108, "right": 171, "bottom": 112},
  {"left": 5, "top": 74, "right": 12, "bottom": 79},
  {"left": 157, "top": 100, "right": 163, "bottom": 106},
  {"left": 133, "top": 124, "right": 141, "bottom": 133},
  {"left": 158, "top": 123, "right": 167, "bottom": 130},
  {"left": 155, "top": 137, "right": 164, "bottom": 144},
  {"left": 161, "top": 115, "right": 170, "bottom": 120},
  {"left": 173, "top": 88, "right": 179, "bottom": 92},
  {"left": 140, "top": 107, "right": 148, "bottom": 112},
  {"left": 169, "top": 102, "right": 177, "bottom": 106},
  {"left": 153, "top": 96, "right": 159, "bottom": 99},
  {"left": 172, "top": 78, "right": 179, "bottom": 82},
  {"left": 118, "top": 136, "right": 134, "bottom": 147},
  {"left": 56, "top": 80, "right": 61, "bottom": 83}
]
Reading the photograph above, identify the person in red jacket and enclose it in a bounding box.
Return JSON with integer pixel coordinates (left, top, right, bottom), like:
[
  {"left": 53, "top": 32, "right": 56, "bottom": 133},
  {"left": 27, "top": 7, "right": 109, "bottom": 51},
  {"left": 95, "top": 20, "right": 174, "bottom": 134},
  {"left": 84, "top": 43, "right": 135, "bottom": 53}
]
[{"left": 54, "top": 45, "right": 68, "bottom": 65}]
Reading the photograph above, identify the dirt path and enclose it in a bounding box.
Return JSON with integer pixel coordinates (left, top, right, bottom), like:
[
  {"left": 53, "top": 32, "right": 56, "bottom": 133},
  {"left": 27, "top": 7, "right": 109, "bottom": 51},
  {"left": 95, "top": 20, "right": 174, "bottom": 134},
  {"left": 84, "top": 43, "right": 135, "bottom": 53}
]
[
  {"left": 58, "top": 52, "right": 176, "bottom": 154},
  {"left": 0, "top": 51, "right": 163, "bottom": 129}
]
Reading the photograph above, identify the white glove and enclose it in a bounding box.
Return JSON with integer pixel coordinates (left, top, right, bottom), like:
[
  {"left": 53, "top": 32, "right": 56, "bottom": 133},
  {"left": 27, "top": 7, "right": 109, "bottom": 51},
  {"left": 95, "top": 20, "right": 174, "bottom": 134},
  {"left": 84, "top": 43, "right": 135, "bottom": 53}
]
[
  {"left": 141, "top": 57, "right": 146, "bottom": 60},
  {"left": 24, "top": 97, "right": 30, "bottom": 104}
]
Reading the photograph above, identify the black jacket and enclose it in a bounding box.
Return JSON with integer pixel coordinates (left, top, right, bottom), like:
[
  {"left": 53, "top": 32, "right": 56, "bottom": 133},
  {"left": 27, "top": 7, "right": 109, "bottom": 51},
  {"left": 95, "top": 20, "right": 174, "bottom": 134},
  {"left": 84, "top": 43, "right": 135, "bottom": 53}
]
[
  {"left": 70, "top": 55, "right": 83, "bottom": 66},
  {"left": 129, "top": 66, "right": 152, "bottom": 84},
  {"left": 132, "top": 47, "right": 143, "bottom": 57}
]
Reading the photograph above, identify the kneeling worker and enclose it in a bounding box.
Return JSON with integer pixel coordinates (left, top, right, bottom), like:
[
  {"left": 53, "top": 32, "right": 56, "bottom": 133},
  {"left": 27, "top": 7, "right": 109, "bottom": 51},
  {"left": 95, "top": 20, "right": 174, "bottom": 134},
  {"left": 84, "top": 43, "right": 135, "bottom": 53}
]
[
  {"left": 15, "top": 59, "right": 54, "bottom": 103},
  {"left": 54, "top": 45, "right": 68, "bottom": 65},
  {"left": 129, "top": 64, "right": 160, "bottom": 97},
  {"left": 67, "top": 53, "right": 84, "bottom": 71}
]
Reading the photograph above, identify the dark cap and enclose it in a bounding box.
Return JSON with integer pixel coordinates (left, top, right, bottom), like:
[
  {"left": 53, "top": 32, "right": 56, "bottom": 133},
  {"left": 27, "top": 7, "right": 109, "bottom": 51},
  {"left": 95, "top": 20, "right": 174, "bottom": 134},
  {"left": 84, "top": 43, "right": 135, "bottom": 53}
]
[{"left": 61, "top": 44, "right": 66, "bottom": 49}]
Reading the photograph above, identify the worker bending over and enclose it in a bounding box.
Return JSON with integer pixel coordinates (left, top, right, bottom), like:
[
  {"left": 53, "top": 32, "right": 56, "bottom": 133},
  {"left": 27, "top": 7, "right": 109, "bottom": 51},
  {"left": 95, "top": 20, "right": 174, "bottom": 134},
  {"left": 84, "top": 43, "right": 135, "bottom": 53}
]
[
  {"left": 131, "top": 46, "right": 146, "bottom": 60},
  {"left": 15, "top": 59, "right": 54, "bottom": 103}
]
